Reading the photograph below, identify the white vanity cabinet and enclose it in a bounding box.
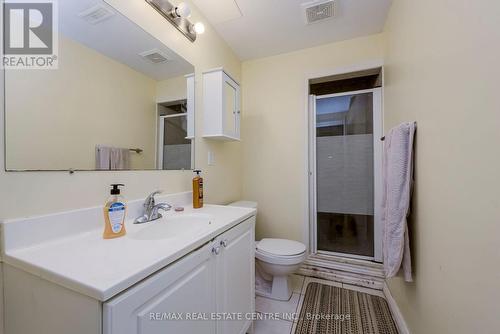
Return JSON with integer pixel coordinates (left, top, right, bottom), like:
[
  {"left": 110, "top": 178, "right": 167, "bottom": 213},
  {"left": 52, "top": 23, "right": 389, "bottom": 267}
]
[
  {"left": 2, "top": 209, "right": 256, "bottom": 334},
  {"left": 103, "top": 216, "right": 255, "bottom": 334},
  {"left": 103, "top": 243, "right": 217, "bottom": 334},
  {"left": 203, "top": 68, "right": 241, "bottom": 141},
  {"left": 214, "top": 216, "right": 255, "bottom": 334}
]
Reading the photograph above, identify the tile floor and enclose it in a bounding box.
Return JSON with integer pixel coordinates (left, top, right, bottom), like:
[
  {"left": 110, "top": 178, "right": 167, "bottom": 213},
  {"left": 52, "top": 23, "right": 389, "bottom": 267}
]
[{"left": 253, "top": 274, "right": 386, "bottom": 334}]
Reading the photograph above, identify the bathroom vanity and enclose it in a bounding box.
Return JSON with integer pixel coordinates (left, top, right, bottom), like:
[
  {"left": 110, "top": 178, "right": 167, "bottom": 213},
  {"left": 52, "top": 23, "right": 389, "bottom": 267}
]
[{"left": 1, "top": 192, "right": 256, "bottom": 334}]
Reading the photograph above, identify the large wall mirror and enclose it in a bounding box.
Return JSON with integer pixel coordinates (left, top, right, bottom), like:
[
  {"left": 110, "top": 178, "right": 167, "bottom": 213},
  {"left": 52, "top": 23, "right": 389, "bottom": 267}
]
[{"left": 4, "top": 0, "right": 195, "bottom": 171}]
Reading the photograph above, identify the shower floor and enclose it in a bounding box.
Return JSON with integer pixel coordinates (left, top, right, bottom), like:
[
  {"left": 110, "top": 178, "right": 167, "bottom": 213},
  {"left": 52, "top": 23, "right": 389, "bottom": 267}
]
[{"left": 317, "top": 212, "right": 374, "bottom": 257}]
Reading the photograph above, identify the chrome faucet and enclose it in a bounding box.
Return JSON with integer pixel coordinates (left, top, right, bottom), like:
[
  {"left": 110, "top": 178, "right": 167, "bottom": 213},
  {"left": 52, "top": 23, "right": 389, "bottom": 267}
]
[{"left": 134, "top": 190, "right": 172, "bottom": 224}]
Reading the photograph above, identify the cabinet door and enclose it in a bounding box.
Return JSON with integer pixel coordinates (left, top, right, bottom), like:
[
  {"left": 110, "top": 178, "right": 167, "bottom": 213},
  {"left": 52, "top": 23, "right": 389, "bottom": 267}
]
[
  {"left": 103, "top": 243, "right": 216, "bottom": 334},
  {"left": 216, "top": 217, "right": 255, "bottom": 334},
  {"left": 223, "top": 73, "right": 240, "bottom": 139}
]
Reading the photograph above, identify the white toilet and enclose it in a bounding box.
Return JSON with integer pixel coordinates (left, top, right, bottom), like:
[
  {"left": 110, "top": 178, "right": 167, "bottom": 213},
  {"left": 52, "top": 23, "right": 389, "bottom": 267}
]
[{"left": 228, "top": 201, "right": 307, "bottom": 301}]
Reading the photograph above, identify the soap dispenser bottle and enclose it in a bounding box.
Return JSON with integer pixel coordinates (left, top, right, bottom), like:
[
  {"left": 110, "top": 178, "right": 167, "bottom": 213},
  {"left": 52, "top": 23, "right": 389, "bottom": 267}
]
[
  {"left": 192, "top": 170, "right": 203, "bottom": 209},
  {"left": 103, "top": 184, "right": 127, "bottom": 239}
]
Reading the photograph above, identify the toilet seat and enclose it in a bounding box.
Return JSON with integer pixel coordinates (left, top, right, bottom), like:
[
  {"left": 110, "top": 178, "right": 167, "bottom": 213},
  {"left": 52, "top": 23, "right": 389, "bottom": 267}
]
[
  {"left": 257, "top": 238, "right": 306, "bottom": 256},
  {"left": 255, "top": 239, "right": 307, "bottom": 265},
  {"left": 256, "top": 249, "right": 306, "bottom": 265}
]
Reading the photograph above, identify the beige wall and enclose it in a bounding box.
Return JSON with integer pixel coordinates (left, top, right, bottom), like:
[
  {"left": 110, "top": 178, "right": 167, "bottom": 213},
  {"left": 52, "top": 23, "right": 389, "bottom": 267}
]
[
  {"left": 157, "top": 75, "right": 189, "bottom": 103},
  {"left": 383, "top": 1, "right": 500, "bottom": 333},
  {"left": 0, "top": 0, "right": 242, "bottom": 220},
  {"left": 5, "top": 35, "right": 157, "bottom": 170},
  {"left": 241, "top": 34, "right": 385, "bottom": 242}
]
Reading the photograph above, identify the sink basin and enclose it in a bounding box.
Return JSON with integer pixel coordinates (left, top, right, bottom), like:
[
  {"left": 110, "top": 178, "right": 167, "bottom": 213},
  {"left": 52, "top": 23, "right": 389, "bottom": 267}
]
[{"left": 130, "top": 213, "right": 212, "bottom": 240}]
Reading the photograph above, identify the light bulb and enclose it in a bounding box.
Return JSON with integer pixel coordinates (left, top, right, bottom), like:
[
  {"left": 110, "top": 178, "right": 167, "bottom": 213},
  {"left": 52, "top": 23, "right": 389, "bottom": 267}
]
[
  {"left": 174, "top": 2, "right": 191, "bottom": 18},
  {"left": 192, "top": 22, "right": 205, "bottom": 34}
]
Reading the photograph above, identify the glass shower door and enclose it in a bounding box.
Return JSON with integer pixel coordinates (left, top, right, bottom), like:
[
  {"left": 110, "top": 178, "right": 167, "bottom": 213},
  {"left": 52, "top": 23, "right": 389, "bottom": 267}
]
[{"left": 313, "top": 90, "right": 381, "bottom": 259}]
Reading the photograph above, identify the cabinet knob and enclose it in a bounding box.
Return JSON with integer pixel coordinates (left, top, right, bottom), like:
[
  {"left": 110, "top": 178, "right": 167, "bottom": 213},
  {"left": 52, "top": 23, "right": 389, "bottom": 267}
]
[
  {"left": 212, "top": 246, "right": 221, "bottom": 255},
  {"left": 220, "top": 239, "right": 228, "bottom": 248}
]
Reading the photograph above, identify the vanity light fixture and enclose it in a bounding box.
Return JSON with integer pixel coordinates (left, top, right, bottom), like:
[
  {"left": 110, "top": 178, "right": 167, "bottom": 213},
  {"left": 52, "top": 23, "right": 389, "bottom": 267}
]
[
  {"left": 171, "top": 2, "right": 191, "bottom": 18},
  {"left": 145, "top": 0, "right": 204, "bottom": 42},
  {"left": 191, "top": 22, "right": 205, "bottom": 34}
]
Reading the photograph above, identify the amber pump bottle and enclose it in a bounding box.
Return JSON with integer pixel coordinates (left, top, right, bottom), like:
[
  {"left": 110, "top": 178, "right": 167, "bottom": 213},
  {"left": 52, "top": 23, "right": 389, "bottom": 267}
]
[{"left": 192, "top": 170, "right": 203, "bottom": 209}]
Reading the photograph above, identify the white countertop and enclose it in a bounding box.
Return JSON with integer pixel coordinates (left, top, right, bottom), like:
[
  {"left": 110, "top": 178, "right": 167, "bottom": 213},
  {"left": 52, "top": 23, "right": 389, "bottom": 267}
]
[{"left": 2, "top": 203, "right": 256, "bottom": 301}]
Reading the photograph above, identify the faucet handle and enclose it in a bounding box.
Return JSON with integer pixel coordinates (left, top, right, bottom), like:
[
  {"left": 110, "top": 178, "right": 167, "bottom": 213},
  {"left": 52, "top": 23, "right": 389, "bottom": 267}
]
[{"left": 156, "top": 203, "right": 172, "bottom": 211}]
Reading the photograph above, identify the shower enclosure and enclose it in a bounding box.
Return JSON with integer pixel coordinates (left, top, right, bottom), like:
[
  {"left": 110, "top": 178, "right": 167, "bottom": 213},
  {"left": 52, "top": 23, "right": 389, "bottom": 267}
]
[{"left": 309, "top": 88, "right": 382, "bottom": 261}]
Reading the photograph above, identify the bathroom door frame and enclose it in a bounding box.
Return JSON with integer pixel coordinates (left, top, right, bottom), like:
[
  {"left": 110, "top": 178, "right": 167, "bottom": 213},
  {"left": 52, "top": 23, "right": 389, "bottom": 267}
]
[{"left": 308, "top": 87, "right": 383, "bottom": 262}]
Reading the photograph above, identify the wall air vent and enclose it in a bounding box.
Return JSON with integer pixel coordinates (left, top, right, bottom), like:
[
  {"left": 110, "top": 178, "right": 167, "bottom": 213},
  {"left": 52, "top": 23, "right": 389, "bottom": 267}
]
[
  {"left": 139, "top": 49, "right": 170, "bottom": 64},
  {"left": 302, "top": 0, "right": 335, "bottom": 24},
  {"left": 78, "top": 4, "right": 115, "bottom": 25}
]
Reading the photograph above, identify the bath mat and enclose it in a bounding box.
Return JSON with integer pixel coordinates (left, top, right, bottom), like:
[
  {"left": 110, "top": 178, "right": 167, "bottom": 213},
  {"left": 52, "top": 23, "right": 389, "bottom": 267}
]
[{"left": 294, "top": 282, "right": 398, "bottom": 334}]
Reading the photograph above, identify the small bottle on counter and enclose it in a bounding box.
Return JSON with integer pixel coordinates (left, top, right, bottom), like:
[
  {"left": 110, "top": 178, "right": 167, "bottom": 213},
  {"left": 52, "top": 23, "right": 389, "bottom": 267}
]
[
  {"left": 192, "top": 170, "right": 203, "bottom": 209},
  {"left": 103, "top": 184, "right": 127, "bottom": 239}
]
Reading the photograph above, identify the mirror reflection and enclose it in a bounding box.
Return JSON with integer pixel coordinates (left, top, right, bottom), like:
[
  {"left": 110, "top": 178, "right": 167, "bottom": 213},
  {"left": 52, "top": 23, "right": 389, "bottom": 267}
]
[{"left": 4, "top": 0, "right": 195, "bottom": 171}]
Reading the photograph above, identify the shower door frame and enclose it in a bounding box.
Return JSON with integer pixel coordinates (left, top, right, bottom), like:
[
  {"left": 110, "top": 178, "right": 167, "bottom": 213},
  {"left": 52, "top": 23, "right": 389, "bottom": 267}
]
[
  {"left": 308, "top": 88, "right": 383, "bottom": 262},
  {"left": 156, "top": 107, "right": 195, "bottom": 171}
]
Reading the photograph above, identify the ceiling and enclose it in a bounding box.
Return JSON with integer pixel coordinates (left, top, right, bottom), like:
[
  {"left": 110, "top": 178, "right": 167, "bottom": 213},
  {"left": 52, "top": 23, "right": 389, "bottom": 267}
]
[
  {"left": 192, "top": 0, "right": 392, "bottom": 60},
  {"left": 59, "top": 0, "right": 194, "bottom": 81}
]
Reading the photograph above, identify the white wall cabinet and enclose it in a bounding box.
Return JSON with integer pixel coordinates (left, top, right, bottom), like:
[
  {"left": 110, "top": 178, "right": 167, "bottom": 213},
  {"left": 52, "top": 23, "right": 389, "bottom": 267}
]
[
  {"left": 203, "top": 68, "right": 241, "bottom": 141},
  {"left": 185, "top": 73, "right": 195, "bottom": 139}
]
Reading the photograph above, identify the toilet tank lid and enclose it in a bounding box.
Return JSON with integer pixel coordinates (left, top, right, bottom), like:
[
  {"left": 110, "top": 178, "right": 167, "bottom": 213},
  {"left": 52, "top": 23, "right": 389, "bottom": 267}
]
[
  {"left": 228, "top": 201, "right": 257, "bottom": 209},
  {"left": 256, "top": 238, "right": 306, "bottom": 256}
]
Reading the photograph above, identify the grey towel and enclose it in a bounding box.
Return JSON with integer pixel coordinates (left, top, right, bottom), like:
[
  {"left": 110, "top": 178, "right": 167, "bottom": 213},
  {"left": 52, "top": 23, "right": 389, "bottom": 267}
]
[
  {"left": 96, "top": 145, "right": 130, "bottom": 170},
  {"left": 381, "top": 122, "right": 416, "bottom": 282},
  {"left": 95, "top": 145, "right": 111, "bottom": 170},
  {"left": 110, "top": 147, "right": 130, "bottom": 170}
]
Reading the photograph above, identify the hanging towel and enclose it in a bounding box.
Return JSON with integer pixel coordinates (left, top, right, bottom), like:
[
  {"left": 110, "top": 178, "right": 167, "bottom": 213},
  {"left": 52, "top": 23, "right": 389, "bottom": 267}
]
[
  {"left": 110, "top": 147, "right": 130, "bottom": 170},
  {"left": 95, "top": 145, "right": 111, "bottom": 170},
  {"left": 381, "top": 122, "right": 416, "bottom": 282},
  {"left": 96, "top": 145, "right": 131, "bottom": 170}
]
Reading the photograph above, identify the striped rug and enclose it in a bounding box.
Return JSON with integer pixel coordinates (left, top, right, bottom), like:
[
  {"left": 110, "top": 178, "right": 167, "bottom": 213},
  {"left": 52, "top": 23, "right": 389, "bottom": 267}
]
[{"left": 294, "top": 282, "right": 398, "bottom": 334}]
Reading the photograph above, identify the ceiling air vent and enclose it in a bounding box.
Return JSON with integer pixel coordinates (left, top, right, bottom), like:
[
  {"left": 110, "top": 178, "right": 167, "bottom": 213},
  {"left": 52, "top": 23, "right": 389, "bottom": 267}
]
[
  {"left": 302, "top": 0, "right": 335, "bottom": 24},
  {"left": 139, "top": 49, "right": 170, "bottom": 64},
  {"left": 78, "top": 4, "right": 115, "bottom": 24}
]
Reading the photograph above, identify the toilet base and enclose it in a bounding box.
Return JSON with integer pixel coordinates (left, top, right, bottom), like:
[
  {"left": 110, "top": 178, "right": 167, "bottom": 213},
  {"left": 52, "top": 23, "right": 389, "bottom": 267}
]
[
  {"left": 255, "top": 268, "right": 293, "bottom": 301},
  {"left": 255, "top": 258, "right": 300, "bottom": 301},
  {"left": 270, "top": 275, "right": 293, "bottom": 300}
]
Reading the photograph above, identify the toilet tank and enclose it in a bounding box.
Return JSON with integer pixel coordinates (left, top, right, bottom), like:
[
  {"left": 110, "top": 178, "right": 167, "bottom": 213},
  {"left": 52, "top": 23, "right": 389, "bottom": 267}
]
[{"left": 228, "top": 201, "right": 258, "bottom": 209}]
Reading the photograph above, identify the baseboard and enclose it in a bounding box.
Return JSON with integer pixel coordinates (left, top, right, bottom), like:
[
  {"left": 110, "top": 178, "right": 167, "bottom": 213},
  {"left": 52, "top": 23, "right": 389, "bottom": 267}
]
[
  {"left": 383, "top": 282, "right": 410, "bottom": 334},
  {"left": 298, "top": 265, "right": 385, "bottom": 290},
  {"left": 299, "top": 253, "right": 385, "bottom": 290}
]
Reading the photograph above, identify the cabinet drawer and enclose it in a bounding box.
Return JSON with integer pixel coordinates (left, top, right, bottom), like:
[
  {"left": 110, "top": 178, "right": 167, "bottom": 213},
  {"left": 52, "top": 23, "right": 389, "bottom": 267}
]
[{"left": 103, "top": 243, "right": 216, "bottom": 334}]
